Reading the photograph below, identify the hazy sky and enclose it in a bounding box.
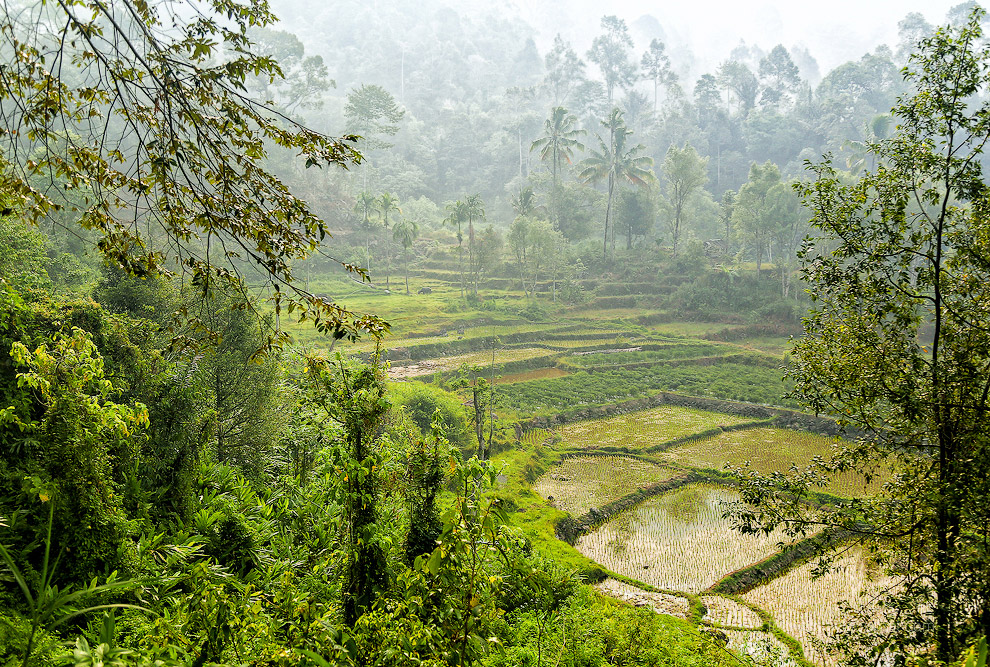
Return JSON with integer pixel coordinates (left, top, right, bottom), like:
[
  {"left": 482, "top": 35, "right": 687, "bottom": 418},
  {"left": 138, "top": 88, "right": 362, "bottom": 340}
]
[{"left": 505, "top": 0, "right": 965, "bottom": 73}]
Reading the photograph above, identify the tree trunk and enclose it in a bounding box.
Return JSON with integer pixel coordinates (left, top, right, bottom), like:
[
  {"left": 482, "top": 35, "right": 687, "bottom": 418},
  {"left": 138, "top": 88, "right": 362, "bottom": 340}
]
[
  {"left": 468, "top": 220, "right": 476, "bottom": 295},
  {"left": 603, "top": 173, "right": 614, "bottom": 263}
]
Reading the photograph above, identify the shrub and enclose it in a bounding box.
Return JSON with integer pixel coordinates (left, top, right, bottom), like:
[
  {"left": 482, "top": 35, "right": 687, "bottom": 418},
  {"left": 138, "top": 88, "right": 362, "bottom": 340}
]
[{"left": 390, "top": 381, "right": 473, "bottom": 452}]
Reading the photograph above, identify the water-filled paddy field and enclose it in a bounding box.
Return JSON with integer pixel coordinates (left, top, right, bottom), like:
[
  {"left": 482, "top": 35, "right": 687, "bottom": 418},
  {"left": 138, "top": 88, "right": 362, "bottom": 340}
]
[
  {"left": 576, "top": 484, "right": 788, "bottom": 593},
  {"left": 741, "top": 551, "right": 891, "bottom": 666}
]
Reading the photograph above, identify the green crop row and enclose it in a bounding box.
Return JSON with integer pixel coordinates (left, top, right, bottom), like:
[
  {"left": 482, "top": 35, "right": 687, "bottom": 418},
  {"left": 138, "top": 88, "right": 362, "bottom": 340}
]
[{"left": 499, "top": 363, "right": 796, "bottom": 416}]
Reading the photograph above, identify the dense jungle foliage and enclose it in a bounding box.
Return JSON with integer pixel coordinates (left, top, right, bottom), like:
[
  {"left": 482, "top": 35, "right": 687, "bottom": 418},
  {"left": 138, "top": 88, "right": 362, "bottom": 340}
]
[{"left": 1, "top": 0, "right": 990, "bottom": 666}]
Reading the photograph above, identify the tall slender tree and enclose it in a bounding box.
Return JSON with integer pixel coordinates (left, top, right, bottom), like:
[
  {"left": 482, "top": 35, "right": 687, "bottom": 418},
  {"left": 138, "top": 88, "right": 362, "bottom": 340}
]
[
  {"left": 641, "top": 39, "right": 676, "bottom": 112},
  {"left": 732, "top": 161, "right": 788, "bottom": 277},
  {"left": 443, "top": 200, "right": 469, "bottom": 298},
  {"left": 757, "top": 45, "right": 802, "bottom": 109},
  {"left": 659, "top": 143, "right": 709, "bottom": 256},
  {"left": 587, "top": 16, "right": 637, "bottom": 106},
  {"left": 543, "top": 35, "right": 587, "bottom": 106},
  {"left": 392, "top": 219, "right": 419, "bottom": 295},
  {"left": 717, "top": 61, "right": 759, "bottom": 116},
  {"left": 376, "top": 192, "right": 400, "bottom": 290},
  {"left": 579, "top": 109, "right": 655, "bottom": 261},
  {"left": 464, "top": 194, "right": 485, "bottom": 295},
  {"left": 531, "top": 107, "right": 585, "bottom": 228},
  {"left": 355, "top": 191, "right": 379, "bottom": 273}
]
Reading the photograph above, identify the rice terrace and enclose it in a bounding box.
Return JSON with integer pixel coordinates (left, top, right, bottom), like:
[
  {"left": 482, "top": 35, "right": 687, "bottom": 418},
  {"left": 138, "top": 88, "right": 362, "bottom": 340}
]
[
  {"left": 2, "top": 1, "right": 986, "bottom": 666},
  {"left": 320, "top": 273, "right": 898, "bottom": 666}
]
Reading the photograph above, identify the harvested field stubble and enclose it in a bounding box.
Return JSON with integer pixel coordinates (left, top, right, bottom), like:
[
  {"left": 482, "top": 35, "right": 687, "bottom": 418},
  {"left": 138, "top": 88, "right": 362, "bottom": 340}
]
[{"left": 594, "top": 578, "right": 690, "bottom": 619}]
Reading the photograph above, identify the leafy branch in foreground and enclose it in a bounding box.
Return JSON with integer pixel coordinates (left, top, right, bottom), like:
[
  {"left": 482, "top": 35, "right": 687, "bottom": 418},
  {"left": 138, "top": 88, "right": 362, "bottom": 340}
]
[
  {"left": 0, "top": 0, "right": 388, "bottom": 346},
  {"left": 729, "top": 9, "right": 990, "bottom": 664}
]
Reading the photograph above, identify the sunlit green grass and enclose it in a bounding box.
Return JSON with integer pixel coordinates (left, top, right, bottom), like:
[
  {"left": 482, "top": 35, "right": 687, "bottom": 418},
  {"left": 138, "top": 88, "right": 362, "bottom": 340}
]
[
  {"left": 495, "top": 367, "right": 569, "bottom": 384},
  {"left": 650, "top": 322, "right": 748, "bottom": 337}
]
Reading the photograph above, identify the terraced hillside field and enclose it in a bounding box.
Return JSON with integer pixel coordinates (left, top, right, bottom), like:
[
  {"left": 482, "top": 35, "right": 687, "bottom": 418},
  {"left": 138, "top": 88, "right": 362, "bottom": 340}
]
[
  {"left": 532, "top": 455, "right": 680, "bottom": 515},
  {"left": 528, "top": 398, "right": 891, "bottom": 666},
  {"left": 388, "top": 347, "right": 553, "bottom": 379},
  {"left": 742, "top": 551, "right": 891, "bottom": 666},
  {"left": 657, "top": 427, "right": 884, "bottom": 497},
  {"left": 559, "top": 405, "right": 760, "bottom": 450},
  {"left": 575, "top": 484, "right": 788, "bottom": 593}
]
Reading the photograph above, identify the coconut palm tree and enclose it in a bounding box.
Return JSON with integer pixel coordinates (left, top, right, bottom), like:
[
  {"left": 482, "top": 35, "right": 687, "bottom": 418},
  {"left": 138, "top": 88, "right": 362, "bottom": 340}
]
[
  {"left": 443, "top": 199, "right": 469, "bottom": 297},
  {"left": 464, "top": 194, "right": 485, "bottom": 294},
  {"left": 376, "top": 192, "right": 400, "bottom": 290},
  {"left": 354, "top": 191, "right": 378, "bottom": 272},
  {"left": 531, "top": 107, "right": 586, "bottom": 186},
  {"left": 531, "top": 106, "right": 585, "bottom": 228},
  {"left": 579, "top": 108, "right": 655, "bottom": 261},
  {"left": 511, "top": 186, "right": 541, "bottom": 220},
  {"left": 392, "top": 219, "right": 419, "bottom": 295}
]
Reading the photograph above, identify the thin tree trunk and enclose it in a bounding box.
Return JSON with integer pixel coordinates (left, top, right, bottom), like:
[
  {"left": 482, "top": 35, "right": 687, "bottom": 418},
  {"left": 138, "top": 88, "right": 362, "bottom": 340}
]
[{"left": 603, "top": 173, "right": 614, "bottom": 263}]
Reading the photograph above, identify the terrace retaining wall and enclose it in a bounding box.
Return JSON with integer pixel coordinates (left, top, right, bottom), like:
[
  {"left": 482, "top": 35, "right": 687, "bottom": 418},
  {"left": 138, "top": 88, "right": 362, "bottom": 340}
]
[
  {"left": 706, "top": 529, "right": 857, "bottom": 595},
  {"left": 554, "top": 471, "right": 701, "bottom": 544}
]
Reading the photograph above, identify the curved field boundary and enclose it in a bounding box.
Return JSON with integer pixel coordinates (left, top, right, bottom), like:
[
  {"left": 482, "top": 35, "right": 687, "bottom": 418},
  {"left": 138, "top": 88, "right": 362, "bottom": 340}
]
[
  {"left": 556, "top": 419, "right": 772, "bottom": 456},
  {"left": 555, "top": 449, "right": 683, "bottom": 466},
  {"left": 700, "top": 594, "right": 815, "bottom": 667},
  {"left": 562, "top": 353, "right": 782, "bottom": 372},
  {"left": 554, "top": 471, "right": 701, "bottom": 545},
  {"left": 706, "top": 529, "right": 857, "bottom": 596},
  {"left": 642, "top": 420, "right": 771, "bottom": 453},
  {"left": 523, "top": 389, "right": 849, "bottom": 438}
]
